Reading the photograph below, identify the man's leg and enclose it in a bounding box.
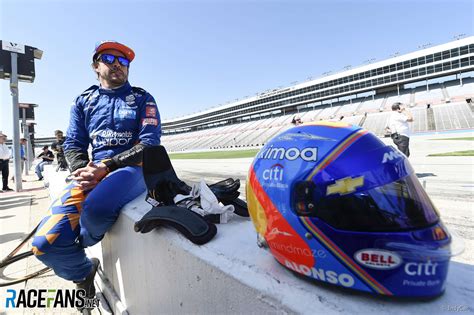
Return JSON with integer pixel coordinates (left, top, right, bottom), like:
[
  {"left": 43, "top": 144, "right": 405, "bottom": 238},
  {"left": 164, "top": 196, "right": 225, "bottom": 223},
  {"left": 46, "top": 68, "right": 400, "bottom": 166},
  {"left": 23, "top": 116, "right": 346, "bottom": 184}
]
[
  {"left": 35, "top": 162, "right": 44, "bottom": 179},
  {"left": 392, "top": 136, "right": 404, "bottom": 155},
  {"left": 396, "top": 135, "right": 410, "bottom": 157},
  {"left": 79, "top": 166, "right": 145, "bottom": 247},
  {"left": 405, "top": 137, "right": 410, "bottom": 157},
  {"left": 32, "top": 166, "right": 145, "bottom": 280},
  {"left": 1, "top": 161, "right": 8, "bottom": 189},
  {"left": 58, "top": 155, "right": 68, "bottom": 171},
  {"left": 32, "top": 182, "right": 92, "bottom": 281}
]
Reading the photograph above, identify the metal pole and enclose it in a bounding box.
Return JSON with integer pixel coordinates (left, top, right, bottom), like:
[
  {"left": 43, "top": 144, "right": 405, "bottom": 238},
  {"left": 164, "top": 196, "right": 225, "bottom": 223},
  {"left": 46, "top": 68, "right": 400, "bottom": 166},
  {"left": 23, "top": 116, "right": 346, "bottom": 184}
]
[
  {"left": 22, "top": 108, "right": 29, "bottom": 175},
  {"left": 10, "top": 52, "right": 22, "bottom": 191}
]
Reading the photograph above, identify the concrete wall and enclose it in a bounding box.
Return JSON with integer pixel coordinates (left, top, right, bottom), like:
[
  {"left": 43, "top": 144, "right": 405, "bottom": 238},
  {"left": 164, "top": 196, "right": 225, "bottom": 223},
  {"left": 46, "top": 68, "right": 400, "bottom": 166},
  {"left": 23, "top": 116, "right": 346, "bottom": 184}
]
[
  {"left": 95, "top": 206, "right": 290, "bottom": 315},
  {"left": 44, "top": 166, "right": 291, "bottom": 314}
]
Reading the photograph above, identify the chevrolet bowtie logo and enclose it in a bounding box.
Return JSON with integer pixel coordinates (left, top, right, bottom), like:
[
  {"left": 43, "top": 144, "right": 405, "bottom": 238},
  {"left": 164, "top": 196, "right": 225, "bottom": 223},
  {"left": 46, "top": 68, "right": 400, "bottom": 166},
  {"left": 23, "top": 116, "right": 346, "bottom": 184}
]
[{"left": 326, "top": 176, "right": 364, "bottom": 196}]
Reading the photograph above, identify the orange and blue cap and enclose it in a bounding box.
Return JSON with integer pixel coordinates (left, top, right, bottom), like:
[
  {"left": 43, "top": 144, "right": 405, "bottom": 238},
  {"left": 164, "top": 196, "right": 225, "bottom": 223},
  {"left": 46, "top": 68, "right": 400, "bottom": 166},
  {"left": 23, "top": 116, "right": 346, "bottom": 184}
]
[{"left": 93, "top": 40, "right": 135, "bottom": 62}]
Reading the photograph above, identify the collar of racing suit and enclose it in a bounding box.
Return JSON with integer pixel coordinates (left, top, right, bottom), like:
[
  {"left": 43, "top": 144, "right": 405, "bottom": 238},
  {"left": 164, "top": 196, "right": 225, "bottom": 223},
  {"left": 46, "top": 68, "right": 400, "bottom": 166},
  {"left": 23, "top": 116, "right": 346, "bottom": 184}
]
[{"left": 98, "top": 81, "right": 131, "bottom": 94}]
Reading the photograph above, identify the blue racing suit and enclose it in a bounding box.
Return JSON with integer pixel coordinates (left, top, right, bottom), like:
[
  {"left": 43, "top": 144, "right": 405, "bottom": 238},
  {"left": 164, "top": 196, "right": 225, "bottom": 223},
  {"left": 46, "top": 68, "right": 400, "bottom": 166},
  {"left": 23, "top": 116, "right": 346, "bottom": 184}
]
[{"left": 32, "top": 81, "right": 161, "bottom": 281}]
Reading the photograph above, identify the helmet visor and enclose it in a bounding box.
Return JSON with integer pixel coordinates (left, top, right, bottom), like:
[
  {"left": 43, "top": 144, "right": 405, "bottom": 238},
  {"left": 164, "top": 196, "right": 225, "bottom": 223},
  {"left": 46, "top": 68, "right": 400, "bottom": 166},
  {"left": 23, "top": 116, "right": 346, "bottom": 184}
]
[{"left": 307, "top": 173, "right": 440, "bottom": 232}]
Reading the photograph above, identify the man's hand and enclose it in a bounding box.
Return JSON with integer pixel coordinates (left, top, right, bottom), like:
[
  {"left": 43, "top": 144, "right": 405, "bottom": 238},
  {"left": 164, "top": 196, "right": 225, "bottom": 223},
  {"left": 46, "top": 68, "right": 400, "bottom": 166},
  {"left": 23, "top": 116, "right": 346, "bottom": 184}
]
[
  {"left": 402, "top": 107, "right": 414, "bottom": 122},
  {"left": 72, "top": 161, "right": 108, "bottom": 191}
]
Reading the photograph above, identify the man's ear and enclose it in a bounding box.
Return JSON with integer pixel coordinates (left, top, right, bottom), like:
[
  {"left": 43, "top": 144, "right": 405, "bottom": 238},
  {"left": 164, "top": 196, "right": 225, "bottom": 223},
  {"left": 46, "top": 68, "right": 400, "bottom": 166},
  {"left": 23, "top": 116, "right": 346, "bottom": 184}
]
[{"left": 91, "top": 62, "right": 99, "bottom": 73}]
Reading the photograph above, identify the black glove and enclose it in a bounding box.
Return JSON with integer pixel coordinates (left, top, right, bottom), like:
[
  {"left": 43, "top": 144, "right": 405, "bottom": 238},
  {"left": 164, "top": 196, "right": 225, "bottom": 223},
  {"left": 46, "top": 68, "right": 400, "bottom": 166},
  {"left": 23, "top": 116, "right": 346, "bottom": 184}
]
[
  {"left": 143, "top": 146, "right": 191, "bottom": 206},
  {"left": 208, "top": 178, "right": 241, "bottom": 202},
  {"left": 207, "top": 178, "right": 249, "bottom": 217},
  {"left": 221, "top": 198, "right": 249, "bottom": 217}
]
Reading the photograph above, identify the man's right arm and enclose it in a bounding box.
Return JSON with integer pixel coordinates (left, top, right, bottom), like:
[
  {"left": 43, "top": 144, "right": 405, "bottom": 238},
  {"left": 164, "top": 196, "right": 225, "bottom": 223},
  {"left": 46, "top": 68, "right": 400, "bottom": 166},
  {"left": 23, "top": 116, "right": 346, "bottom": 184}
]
[{"left": 64, "top": 97, "right": 90, "bottom": 172}]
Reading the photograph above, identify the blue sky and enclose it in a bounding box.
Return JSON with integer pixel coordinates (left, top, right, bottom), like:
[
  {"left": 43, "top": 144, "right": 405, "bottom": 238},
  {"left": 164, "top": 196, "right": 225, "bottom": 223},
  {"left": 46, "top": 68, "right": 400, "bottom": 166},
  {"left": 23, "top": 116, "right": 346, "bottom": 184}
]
[{"left": 1, "top": 0, "right": 473, "bottom": 137}]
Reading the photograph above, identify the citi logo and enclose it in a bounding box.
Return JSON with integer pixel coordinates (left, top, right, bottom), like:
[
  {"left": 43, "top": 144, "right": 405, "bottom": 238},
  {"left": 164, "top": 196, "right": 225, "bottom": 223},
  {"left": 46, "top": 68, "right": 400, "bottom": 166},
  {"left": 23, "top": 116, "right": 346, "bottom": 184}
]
[
  {"left": 405, "top": 260, "right": 439, "bottom": 276},
  {"left": 263, "top": 164, "right": 284, "bottom": 181},
  {"left": 258, "top": 145, "right": 317, "bottom": 162}
]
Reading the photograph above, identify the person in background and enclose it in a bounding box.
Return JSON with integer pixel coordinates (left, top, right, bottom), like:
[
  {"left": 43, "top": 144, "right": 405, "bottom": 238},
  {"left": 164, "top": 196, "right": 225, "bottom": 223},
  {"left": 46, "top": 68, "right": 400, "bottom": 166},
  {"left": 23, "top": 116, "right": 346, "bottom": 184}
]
[
  {"left": 291, "top": 115, "right": 302, "bottom": 125},
  {"left": 0, "top": 132, "right": 13, "bottom": 192},
  {"left": 388, "top": 102, "right": 414, "bottom": 157},
  {"left": 12, "top": 138, "right": 28, "bottom": 182},
  {"left": 51, "top": 130, "right": 68, "bottom": 171},
  {"left": 35, "top": 145, "right": 54, "bottom": 180},
  {"left": 20, "top": 138, "right": 27, "bottom": 172}
]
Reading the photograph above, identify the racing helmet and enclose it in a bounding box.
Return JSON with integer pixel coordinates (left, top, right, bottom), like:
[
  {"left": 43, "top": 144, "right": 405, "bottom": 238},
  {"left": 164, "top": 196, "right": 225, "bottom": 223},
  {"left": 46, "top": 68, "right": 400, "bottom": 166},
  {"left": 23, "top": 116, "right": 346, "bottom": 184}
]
[{"left": 246, "top": 121, "right": 453, "bottom": 297}]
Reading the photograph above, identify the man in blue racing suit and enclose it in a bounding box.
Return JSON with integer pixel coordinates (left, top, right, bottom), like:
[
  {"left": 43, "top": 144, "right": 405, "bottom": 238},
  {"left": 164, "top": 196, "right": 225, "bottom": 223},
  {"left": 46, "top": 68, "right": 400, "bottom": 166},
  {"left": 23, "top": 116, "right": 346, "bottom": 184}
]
[{"left": 32, "top": 41, "right": 161, "bottom": 299}]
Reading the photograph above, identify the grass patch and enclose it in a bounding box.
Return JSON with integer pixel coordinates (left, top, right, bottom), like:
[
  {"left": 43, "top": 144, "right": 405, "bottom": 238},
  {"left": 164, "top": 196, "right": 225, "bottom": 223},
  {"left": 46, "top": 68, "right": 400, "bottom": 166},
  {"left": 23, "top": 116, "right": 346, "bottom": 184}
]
[
  {"left": 428, "top": 150, "right": 474, "bottom": 157},
  {"left": 430, "top": 137, "right": 474, "bottom": 141},
  {"left": 169, "top": 149, "right": 260, "bottom": 159}
]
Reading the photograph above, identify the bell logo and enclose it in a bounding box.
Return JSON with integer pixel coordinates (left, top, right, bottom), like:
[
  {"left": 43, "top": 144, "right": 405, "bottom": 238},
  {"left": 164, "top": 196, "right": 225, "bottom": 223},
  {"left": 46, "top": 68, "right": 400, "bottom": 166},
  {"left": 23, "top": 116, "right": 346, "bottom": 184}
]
[{"left": 354, "top": 249, "right": 402, "bottom": 270}]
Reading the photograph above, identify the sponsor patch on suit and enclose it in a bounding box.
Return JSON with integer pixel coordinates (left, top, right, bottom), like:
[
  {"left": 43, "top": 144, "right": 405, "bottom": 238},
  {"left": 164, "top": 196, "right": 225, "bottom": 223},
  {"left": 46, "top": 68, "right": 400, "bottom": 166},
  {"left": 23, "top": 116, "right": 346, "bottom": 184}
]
[{"left": 142, "top": 118, "right": 158, "bottom": 126}]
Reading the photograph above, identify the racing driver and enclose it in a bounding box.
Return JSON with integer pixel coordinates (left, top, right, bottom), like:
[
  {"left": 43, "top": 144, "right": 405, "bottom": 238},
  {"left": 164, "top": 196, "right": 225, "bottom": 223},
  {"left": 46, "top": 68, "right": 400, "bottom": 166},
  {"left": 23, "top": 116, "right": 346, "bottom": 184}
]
[{"left": 32, "top": 41, "right": 161, "bottom": 300}]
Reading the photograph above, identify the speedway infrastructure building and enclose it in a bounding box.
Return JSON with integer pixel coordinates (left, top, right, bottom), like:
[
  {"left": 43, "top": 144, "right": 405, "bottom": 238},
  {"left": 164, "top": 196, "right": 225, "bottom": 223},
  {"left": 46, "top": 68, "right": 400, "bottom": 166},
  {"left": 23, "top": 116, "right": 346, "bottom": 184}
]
[{"left": 160, "top": 36, "right": 474, "bottom": 152}]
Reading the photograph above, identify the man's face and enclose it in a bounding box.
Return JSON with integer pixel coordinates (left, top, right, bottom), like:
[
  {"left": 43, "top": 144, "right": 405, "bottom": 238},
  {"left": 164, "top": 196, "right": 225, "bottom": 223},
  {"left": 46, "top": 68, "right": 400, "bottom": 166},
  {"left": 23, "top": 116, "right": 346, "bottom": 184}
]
[
  {"left": 56, "top": 132, "right": 63, "bottom": 140},
  {"left": 0, "top": 136, "right": 5, "bottom": 144},
  {"left": 93, "top": 49, "right": 129, "bottom": 87}
]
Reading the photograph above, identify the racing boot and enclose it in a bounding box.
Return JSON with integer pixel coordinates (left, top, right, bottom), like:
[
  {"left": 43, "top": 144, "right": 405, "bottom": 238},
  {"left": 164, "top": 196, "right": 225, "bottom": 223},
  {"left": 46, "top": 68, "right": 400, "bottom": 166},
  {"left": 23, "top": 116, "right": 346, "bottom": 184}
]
[{"left": 75, "top": 258, "right": 100, "bottom": 311}]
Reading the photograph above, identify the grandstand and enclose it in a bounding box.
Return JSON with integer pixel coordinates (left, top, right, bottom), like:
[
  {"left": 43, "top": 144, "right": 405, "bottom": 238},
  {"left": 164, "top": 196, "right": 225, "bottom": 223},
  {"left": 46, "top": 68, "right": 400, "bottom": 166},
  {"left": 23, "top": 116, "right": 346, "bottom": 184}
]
[
  {"left": 26, "top": 37, "right": 474, "bottom": 151},
  {"left": 161, "top": 36, "right": 474, "bottom": 152}
]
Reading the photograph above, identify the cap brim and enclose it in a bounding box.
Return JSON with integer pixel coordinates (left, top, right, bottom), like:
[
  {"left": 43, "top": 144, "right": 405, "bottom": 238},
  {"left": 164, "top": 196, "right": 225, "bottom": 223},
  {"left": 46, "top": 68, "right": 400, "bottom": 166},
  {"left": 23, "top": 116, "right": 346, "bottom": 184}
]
[{"left": 95, "top": 42, "right": 135, "bottom": 62}]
